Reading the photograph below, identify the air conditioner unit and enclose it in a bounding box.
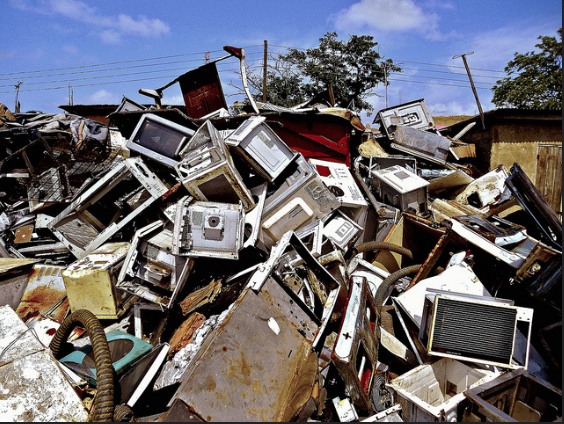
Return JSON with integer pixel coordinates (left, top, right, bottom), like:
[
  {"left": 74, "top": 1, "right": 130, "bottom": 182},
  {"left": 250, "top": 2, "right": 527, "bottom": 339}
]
[
  {"left": 173, "top": 198, "right": 245, "bottom": 260},
  {"left": 261, "top": 154, "right": 340, "bottom": 243},
  {"left": 373, "top": 99, "right": 435, "bottom": 139},
  {"left": 309, "top": 158, "right": 368, "bottom": 211},
  {"left": 175, "top": 121, "right": 254, "bottom": 212},
  {"left": 425, "top": 294, "right": 533, "bottom": 369},
  {"left": 370, "top": 165, "right": 429, "bottom": 214},
  {"left": 225, "top": 116, "right": 296, "bottom": 181}
]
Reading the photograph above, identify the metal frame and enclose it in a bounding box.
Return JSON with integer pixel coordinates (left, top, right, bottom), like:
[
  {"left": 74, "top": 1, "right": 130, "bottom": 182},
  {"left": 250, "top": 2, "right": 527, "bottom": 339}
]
[
  {"left": 117, "top": 221, "right": 195, "bottom": 309},
  {"left": 48, "top": 157, "right": 169, "bottom": 259}
]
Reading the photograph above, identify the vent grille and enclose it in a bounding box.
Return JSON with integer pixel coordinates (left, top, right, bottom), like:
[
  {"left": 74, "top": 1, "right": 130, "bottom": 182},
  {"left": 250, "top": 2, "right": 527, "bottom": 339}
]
[
  {"left": 191, "top": 211, "right": 204, "bottom": 227},
  {"left": 431, "top": 297, "right": 516, "bottom": 365}
]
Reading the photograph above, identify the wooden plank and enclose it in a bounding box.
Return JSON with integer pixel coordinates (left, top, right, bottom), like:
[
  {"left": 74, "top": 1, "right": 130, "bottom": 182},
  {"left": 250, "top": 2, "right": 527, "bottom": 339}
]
[
  {"left": 535, "top": 146, "right": 548, "bottom": 197},
  {"left": 550, "top": 146, "right": 562, "bottom": 214},
  {"left": 536, "top": 145, "right": 562, "bottom": 215}
]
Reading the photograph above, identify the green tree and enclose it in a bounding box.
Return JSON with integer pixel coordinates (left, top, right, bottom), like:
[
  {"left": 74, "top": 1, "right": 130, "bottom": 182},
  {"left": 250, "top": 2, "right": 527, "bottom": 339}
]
[
  {"left": 247, "top": 32, "right": 401, "bottom": 115},
  {"left": 492, "top": 28, "right": 562, "bottom": 109}
]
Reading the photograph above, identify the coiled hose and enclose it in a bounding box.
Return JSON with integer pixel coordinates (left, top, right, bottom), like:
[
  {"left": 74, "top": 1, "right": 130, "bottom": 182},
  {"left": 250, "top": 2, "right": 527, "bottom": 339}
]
[
  {"left": 346, "top": 242, "right": 413, "bottom": 266},
  {"left": 374, "top": 264, "right": 422, "bottom": 317},
  {"left": 49, "top": 310, "right": 115, "bottom": 422}
]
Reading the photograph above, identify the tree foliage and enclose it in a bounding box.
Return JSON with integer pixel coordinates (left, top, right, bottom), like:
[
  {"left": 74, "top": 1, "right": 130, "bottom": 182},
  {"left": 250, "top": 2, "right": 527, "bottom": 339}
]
[
  {"left": 246, "top": 32, "right": 400, "bottom": 116},
  {"left": 492, "top": 28, "right": 562, "bottom": 110}
]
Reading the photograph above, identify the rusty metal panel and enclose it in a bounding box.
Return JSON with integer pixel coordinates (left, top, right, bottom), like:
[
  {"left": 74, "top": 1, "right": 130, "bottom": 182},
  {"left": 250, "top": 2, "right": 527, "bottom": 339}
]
[
  {"left": 393, "top": 126, "right": 452, "bottom": 162},
  {"left": 16, "top": 264, "right": 69, "bottom": 322},
  {"left": 178, "top": 63, "right": 228, "bottom": 119},
  {"left": 171, "top": 277, "right": 319, "bottom": 422},
  {"left": 63, "top": 242, "right": 132, "bottom": 319},
  {"left": 0, "top": 306, "right": 88, "bottom": 422}
]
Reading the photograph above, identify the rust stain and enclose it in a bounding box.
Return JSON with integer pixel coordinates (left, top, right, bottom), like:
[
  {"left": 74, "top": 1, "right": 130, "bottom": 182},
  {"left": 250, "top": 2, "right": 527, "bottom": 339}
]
[
  {"left": 19, "top": 285, "right": 65, "bottom": 305},
  {"left": 204, "top": 377, "right": 216, "bottom": 392},
  {"left": 241, "top": 353, "right": 251, "bottom": 379},
  {"left": 222, "top": 346, "right": 228, "bottom": 352}
]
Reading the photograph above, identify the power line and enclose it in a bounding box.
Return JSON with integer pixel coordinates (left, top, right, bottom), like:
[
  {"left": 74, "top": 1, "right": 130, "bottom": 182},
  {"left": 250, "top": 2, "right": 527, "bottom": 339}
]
[
  {"left": 0, "top": 67, "right": 249, "bottom": 94},
  {"left": 0, "top": 46, "right": 264, "bottom": 78},
  {"left": 0, "top": 58, "right": 265, "bottom": 89},
  {"left": 0, "top": 54, "right": 254, "bottom": 82},
  {"left": 268, "top": 44, "right": 505, "bottom": 74}
]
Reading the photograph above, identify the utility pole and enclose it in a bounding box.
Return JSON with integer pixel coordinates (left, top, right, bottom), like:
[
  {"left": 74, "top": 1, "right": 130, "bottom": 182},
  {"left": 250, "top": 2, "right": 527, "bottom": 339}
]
[
  {"left": 14, "top": 81, "right": 23, "bottom": 113},
  {"left": 263, "top": 40, "right": 268, "bottom": 103},
  {"left": 453, "top": 51, "right": 485, "bottom": 129},
  {"left": 383, "top": 63, "right": 388, "bottom": 108},
  {"left": 204, "top": 51, "right": 210, "bottom": 64}
]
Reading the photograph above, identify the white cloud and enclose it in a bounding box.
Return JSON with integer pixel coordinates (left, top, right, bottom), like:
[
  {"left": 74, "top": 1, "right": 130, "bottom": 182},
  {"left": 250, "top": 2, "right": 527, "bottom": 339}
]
[
  {"left": 62, "top": 44, "right": 79, "bottom": 54},
  {"left": 9, "top": 0, "right": 170, "bottom": 44},
  {"left": 332, "top": 0, "right": 448, "bottom": 40},
  {"left": 86, "top": 89, "right": 121, "bottom": 104},
  {"left": 455, "top": 23, "right": 559, "bottom": 72}
]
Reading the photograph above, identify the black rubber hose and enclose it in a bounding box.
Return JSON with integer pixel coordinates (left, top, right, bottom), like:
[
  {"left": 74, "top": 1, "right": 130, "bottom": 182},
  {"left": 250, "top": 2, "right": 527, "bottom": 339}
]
[
  {"left": 346, "top": 242, "right": 413, "bottom": 265},
  {"left": 374, "top": 264, "right": 422, "bottom": 317},
  {"left": 50, "top": 310, "right": 114, "bottom": 422}
]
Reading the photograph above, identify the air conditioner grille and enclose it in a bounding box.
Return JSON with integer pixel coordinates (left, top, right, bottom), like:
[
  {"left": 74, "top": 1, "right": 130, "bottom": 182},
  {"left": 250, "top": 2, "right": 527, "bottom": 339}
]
[{"left": 431, "top": 297, "right": 516, "bottom": 365}]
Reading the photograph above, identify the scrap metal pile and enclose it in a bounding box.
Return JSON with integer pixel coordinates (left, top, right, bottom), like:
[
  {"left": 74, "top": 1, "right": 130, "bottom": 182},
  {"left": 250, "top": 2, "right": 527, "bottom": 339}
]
[{"left": 0, "top": 49, "right": 561, "bottom": 422}]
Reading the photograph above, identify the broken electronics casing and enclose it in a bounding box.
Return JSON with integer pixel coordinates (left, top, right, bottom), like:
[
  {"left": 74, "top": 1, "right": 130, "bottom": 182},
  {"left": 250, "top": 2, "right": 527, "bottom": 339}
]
[
  {"left": 373, "top": 99, "right": 435, "bottom": 139},
  {"left": 261, "top": 154, "right": 340, "bottom": 243},
  {"left": 322, "top": 210, "right": 363, "bottom": 252},
  {"left": 127, "top": 113, "right": 195, "bottom": 167},
  {"left": 462, "top": 369, "right": 562, "bottom": 422},
  {"left": 225, "top": 116, "right": 296, "bottom": 181},
  {"left": 173, "top": 198, "right": 245, "bottom": 260},
  {"left": 422, "top": 293, "right": 533, "bottom": 369},
  {"left": 369, "top": 165, "right": 429, "bottom": 214},
  {"left": 309, "top": 158, "right": 369, "bottom": 213},
  {"left": 175, "top": 120, "right": 254, "bottom": 212},
  {"left": 48, "top": 157, "right": 170, "bottom": 259},
  {"left": 392, "top": 126, "right": 452, "bottom": 164},
  {"left": 117, "top": 221, "right": 195, "bottom": 309},
  {"left": 387, "top": 357, "right": 497, "bottom": 422},
  {"left": 332, "top": 276, "right": 379, "bottom": 413},
  {"left": 62, "top": 242, "right": 135, "bottom": 320}
]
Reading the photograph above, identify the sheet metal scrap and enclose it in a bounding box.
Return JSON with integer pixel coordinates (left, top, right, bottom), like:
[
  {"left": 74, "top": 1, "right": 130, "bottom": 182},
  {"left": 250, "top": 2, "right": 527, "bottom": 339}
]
[{"left": 169, "top": 276, "right": 320, "bottom": 422}]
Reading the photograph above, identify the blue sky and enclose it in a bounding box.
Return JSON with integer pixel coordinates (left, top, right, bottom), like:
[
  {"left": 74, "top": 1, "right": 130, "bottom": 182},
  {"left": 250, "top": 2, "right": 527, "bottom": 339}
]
[{"left": 1, "top": 0, "right": 561, "bottom": 123}]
